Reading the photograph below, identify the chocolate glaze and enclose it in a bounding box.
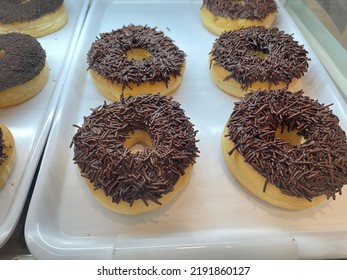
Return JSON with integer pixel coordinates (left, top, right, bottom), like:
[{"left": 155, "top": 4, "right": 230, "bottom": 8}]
[
  {"left": 203, "top": 0, "right": 277, "bottom": 20},
  {"left": 210, "top": 26, "right": 309, "bottom": 90},
  {"left": 0, "top": 32, "right": 46, "bottom": 92},
  {"left": 71, "top": 94, "right": 199, "bottom": 207},
  {"left": 0, "top": 0, "right": 64, "bottom": 23},
  {"left": 225, "top": 89, "right": 347, "bottom": 201},
  {"left": 87, "top": 24, "right": 186, "bottom": 91}
]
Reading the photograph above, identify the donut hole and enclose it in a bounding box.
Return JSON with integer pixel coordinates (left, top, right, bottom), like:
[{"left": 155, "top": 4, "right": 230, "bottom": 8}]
[
  {"left": 0, "top": 50, "right": 5, "bottom": 59},
  {"left": 247, "top": 49, "right": 268, "bottom": 59},
  {"left": 123, "top": 130, "right": 152, "bottom": 153},
  {"left": 275, "top": 126, "right": 304, "bottom": 146},
  {"left": 125, "top": 48, "right": 151, "bottom": 60}
]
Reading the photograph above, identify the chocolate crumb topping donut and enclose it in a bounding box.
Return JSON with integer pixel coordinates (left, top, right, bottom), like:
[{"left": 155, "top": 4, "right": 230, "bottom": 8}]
[
  {"left": 209, "top": 26, "right": 309, "bottom": 97},
  {"left": 201, "top": 0, "right": 278, "bottom": 35},
  {"left": 0, "top": 32, "right": 46, "bottom": 93},
  {"left": 0, "top": 0, "right": 67, "bottom": 37},
  {"left": 87, "top": 24, "right": 186, "bottom": 100},
  {"left": 0, "top": 0, "right": 64, "bottom": 24},
  {"left": 225, "top": 89, "right": 347, "bottom": 203},
  {"left": 203, "top": 0, "right": 277, "bottom": 21},
  {"left": 71, "top": 94, "right": 199, "bottom": 213}
]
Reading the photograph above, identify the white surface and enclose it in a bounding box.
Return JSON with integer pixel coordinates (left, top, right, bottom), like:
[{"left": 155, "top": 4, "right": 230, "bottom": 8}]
[
  {"left": 25, "top": 0, "right": 347, "bottom": 259},
  {"left": 0, "top": 0, "right": 89, "bottom": 247}
]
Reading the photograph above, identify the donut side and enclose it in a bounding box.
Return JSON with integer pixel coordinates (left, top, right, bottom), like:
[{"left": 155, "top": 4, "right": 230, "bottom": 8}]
[
  {"left": 209, "top": 54, "right": 300, "bottom": 98},
  {"left": 0, "top": 61, "right": 50, "bottom": 108},
  {"left": 0, "top": 1, "right": 68, "bottom": 37},
  {"left": 89, "top": 62, "right": 185, "bottom": 101},
  {"left": 0, "top": 123, "right": 15, "bottom": 189},
  {"left": 84, "top": 164, "right": 194, "bottom": 215}
]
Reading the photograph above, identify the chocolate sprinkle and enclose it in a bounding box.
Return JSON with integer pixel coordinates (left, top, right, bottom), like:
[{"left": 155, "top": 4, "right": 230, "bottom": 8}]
[
  {"left": 210, "top": 26, "right": 309, "bottom": 90},
  {"left": 0, "top": 128, "right": 7, "bottom": 165},
  {"left": 0, "top": 0, "right": 64, "bottom": 23},
  {"left": 0, "top": 32, "right": 46, "bottom": 92},
  {"left": 71, "top": 94, "right": 199, "bottom": 207},
  {"left": 87, "top": 24, "right": 186, "bottom": 91},
  {"left": 225, "top": 89, "right": 347, "bottom": 201},
  {"left": 203, "top": 0, "right": 277, "bottom": 20}
]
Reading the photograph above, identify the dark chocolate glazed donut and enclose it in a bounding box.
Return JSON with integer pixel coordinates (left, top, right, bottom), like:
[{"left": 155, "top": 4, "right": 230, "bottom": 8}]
[
  {"left": 0, "top": 32, "right": 46, "bottom": 92},
  {"left": 0, "top": 0, "right": 64, "bottom": 23}
]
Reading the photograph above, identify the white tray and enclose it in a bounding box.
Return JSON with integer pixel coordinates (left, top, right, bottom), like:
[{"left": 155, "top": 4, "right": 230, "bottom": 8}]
[
  {"left": 0, "top": 0, "right": 89, "bottom": 248},
  {"left": 25, "top": 0, "right": 347, "bottom": 259}
]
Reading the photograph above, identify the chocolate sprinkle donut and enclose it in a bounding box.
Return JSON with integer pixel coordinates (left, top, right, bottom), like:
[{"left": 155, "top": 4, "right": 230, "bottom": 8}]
[
  {"left": 0, "top": 32, "right": 46, "bottom": 92},
  {"left": 210, "top": 26, "right": 309, "bottom": 90},
  {"left": 87, "top": 24, "right": 186, "bottom": 91},
  {"left": 203, "top": 0, "right": 277, "bottom": 20},
  {"left": 225, "top": 89, "right": 347, "bottom": 201},
  {"left": 71, "top": 94, "right": 199, "bottom": 206},
  {"left": 0, "top": 0, "right": 64, "bottom": 23}
]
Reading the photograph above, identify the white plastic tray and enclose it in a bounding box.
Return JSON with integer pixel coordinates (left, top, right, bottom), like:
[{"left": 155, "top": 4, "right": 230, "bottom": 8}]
[
  {"left": 0, "top": 0, "right": 89, "bottom": 248},
  {"left": 25, "top": 0, "right": 347, "bottom": 259}
]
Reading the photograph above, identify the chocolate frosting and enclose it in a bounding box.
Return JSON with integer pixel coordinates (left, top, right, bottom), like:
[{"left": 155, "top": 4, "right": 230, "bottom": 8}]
[
  {"left": 0, "top": 32, "right": 46, "bottom": 92},
  {"left": 71, "top": 94, "right": 199, "bottom": 207},
  {"left": 203, "top": 0, "right": 277, "bottom": 20},
  {"left": 226, "top": 89, "right": 347, "bottom": 201},
  {"left": 210, "top": 26, "right": 309, "bottom": 90},
  {"left": 87, "top": 24, "right": 186, "bottom": 90},
  {"left": 0, "top": 0, "right": 64, "bottom": 23}
]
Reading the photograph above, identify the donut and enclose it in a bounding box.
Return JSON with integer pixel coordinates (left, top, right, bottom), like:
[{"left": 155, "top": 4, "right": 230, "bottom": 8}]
[
  {"left": 87, "top": 24, "right": 186, "bottom": 101},
  {"left": 0, "top": 32, "right": 49, "bottom": 108},
  {"left": 71, "top": 94, "right": 199, "bottom": 215},
  {"left": 201, "top": 0, "right": 277, "bottom": 35},
  {"left": 0, "top": 123, "right": 15, "bottom": 189},
  {"left": 209, "top": 26, "right": 309, "bottom": 98},
  {"left": 0, "top": 0, "right": 68, "bottom": 37},
  {"left": 222, "top": 89, "right": 347, "bottom": 210}
]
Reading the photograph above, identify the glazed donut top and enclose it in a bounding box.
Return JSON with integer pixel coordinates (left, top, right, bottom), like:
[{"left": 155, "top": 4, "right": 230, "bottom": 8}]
[
  {"left": 87, "top": 24, "right": 186, "bottom": 90},
  {"left": 226, "top": 89, "right": 347, "bottom": 201},
  {"left": 203, "top": 0, "right": 277, "bottom": 20},
  {"left": 72, "top": 94, "right": 199, "bottom": 206},
  {"left": 210, "top": 26, "right": 309, "bottom": 90},
  {"left": 0, "top": 0, "right": 64, "bottom": 23},
  {"left": 0, "top": 32, "right": 46, "bottom": 92}
]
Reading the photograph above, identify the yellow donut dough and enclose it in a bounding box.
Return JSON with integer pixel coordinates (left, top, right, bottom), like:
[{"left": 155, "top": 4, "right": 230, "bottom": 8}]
[{"left": 0, "top": 123, "right": 15, "bottom": 190}]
